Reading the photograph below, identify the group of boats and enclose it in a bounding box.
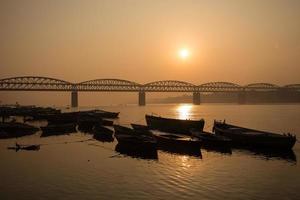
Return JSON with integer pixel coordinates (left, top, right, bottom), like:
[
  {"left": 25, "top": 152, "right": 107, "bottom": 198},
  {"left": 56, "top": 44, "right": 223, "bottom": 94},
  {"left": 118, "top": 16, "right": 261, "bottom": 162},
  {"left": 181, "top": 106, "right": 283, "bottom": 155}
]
[
  {"left": 110, "top": 114, "right": 297, "bottom": 159},
  {"left": 0, "top": 105, "right": 297, "bottom": 160},
  {"left": 0, "top": 106, "right": 119, "bottom": 140}
]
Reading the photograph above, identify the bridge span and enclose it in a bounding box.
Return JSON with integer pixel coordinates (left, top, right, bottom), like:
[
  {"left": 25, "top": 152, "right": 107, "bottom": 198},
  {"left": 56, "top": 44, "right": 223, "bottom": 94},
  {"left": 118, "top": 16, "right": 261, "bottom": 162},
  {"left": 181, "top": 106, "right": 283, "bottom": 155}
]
[{"left": 0, "top": 76, "right": 299, "bottom": 107}]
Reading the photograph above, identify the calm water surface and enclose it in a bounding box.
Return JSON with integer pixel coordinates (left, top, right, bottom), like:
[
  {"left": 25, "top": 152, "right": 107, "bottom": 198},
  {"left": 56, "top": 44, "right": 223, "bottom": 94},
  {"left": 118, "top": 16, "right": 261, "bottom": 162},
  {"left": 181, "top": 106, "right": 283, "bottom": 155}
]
[{"left": 1, "top": 104, "right": 300, "bottom": 200}]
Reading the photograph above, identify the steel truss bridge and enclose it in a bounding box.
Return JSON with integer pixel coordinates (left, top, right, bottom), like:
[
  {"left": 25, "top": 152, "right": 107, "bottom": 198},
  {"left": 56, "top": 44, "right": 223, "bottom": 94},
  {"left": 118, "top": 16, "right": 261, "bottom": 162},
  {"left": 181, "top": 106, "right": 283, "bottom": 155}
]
[{"left": 1, "top": 76, "right": 299, "bottom": 107}]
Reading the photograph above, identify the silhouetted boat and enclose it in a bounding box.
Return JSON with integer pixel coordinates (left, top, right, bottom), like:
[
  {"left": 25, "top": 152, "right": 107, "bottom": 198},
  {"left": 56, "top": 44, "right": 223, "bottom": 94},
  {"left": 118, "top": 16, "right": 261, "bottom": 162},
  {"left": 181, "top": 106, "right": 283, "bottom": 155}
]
[
  {"left": 77, "top": 116, "right": 101, "bottom": 133},
  {"left": 190, "top": 129, "right": 231, "bottom": 147},
  {"left": 131, "top": 123, "right": 153, "bottom": 136},
  {"left": 0, "top": 122, "right": 38, "bottom": 139},
  {"left": 131, "top": 123, "right": 149, "bottom": 131},
  {"left": 152, "top": 130, "right": 201, "bottom": 155},
  {"left": 213, "top": 121, "right": 297, "bottom": 149},
  {"left": 102, "top": 119, "right": 114, "bottom": 126},
  {"left": 80, "top": 109, "right": 119, "bottom": 119},
  {"left": 41, "top": 123, "right": 76, "bottom": 137},
  {"left": 152, "top": 131, "right": 202, "bottom": 157},
  {"left": 0, "top": 105, "right": 60, "bottom": 119},
  {"left": 145, "top": 114, "right": 205, "bottom": 135},
  {"left": 152, "top": 131, "right": 202, "bottom": 148},
  {"left": 8, "top": 143, "right": 40, "bottom": 151},
  {"left": 46, "top": 112, "right": 79, "bottom": 124},
  {"left": 113, "top": 125, "right": 157, "bottom": 150},
  {"left": 93, "top": 125, "right": 114, "bottom": 142}
]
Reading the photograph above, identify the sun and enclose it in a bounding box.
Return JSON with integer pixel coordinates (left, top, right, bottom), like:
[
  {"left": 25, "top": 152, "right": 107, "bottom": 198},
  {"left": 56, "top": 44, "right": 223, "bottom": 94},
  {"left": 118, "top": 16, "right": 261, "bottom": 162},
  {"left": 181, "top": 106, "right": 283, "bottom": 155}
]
[{"left": 178, "top": 48, "right": 190, "bottom": 60}]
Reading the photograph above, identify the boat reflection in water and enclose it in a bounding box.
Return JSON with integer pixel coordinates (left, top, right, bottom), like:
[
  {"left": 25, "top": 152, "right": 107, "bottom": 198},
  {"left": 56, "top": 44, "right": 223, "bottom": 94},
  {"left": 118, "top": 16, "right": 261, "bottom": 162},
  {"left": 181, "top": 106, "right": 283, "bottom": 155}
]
[
  {"left": 158, "top": 145, "right": 202, "bottom": 158},
  {"left": 201, "top": 144, "right": 232, "bottom": 155},
  {"left": 115, "top": 143, "right": 158, "bottom": 160},
  {"left": 235, "top": 148, "right": 297, "bottom": 164}
]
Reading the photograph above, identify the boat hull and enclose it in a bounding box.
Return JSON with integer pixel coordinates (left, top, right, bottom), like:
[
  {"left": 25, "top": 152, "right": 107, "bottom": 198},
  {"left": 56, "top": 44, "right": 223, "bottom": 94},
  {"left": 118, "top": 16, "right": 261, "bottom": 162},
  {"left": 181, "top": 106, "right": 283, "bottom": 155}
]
[
  {"left": 213, "top": 122, "right": 296, "bottom": 149},
  {"left": 145, "top": 115, "right": 204, "bottom": 135}
]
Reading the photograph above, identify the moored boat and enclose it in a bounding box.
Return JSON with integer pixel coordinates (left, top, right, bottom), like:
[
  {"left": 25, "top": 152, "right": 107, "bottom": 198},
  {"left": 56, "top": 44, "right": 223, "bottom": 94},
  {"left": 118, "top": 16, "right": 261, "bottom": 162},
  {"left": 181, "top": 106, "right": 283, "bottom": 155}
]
[
  {"left": 131, "top": 123, "right": 149, "bottom": 131},
  {"left": 80, "top": 109, "right": 119, "bottom": 119},
  {"left": 213, "top": 121, "right": 297, "bottom": 149},
  {"left": 0, "top": 122, "right": 39, "bottom": 139},
  {"left": 151, "top": 130, "right": 202, "bottom": 157},
  {"left": 41, "top": 123, "right": 77, "bottom": 137},
  {"left": 190, "top": 129, "right": 231, "bottom": 146},
  {"left": 145, "top": 114, "right": 205, "bottom": 135},
  {"left": 131, "top": 124, "right": 153, "bottom": 136},
  {"left": 113, "top": 125, "right": 157, "bottom": 150},
  {"left": 151, "top": 130, "right": 202, "bottom": 149},
  {"left": 7, "top": 143, "right": 40, "bottom": 151},
  {"left": 93, "top": 125, "right": 114, "bottom": 142}
]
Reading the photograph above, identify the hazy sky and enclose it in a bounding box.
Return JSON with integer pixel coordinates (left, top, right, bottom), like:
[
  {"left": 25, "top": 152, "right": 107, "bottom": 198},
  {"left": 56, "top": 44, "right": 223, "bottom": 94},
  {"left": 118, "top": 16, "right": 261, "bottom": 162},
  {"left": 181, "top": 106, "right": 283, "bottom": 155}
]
[{"left": 0, "top": 0, "right": 300, "bottom": 105}]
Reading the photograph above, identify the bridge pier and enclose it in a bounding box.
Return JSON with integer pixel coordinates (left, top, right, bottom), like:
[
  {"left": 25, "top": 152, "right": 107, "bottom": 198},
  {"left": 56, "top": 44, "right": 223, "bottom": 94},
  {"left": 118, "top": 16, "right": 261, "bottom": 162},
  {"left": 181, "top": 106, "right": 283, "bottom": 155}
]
[
  {"left": 138, "top": 91, "right": 146, "bottom": 106},
  {"left": 71, "top": 90, "right": 78, "bottom": 107},
  {"left": 238, "top": 90, "right": 246, "bottom": 104},
  {"left": 193, "top": 91, "right": 201, "bottom": 105}
]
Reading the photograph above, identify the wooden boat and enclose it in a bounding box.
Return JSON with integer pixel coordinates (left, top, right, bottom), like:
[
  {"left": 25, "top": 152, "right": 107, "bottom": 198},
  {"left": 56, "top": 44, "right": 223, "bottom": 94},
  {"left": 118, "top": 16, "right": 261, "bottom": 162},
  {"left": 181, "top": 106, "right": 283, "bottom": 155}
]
[
  {"left": 7, "top": 143, "right": 40, "bottom": 151},
  {"left": 145, "top": 114, "right": 205, "bottom": 135},
  {"left": 80, "top": 109, "right": 119, "bottom": 119},
  {"left": 46, "top": 112, "right": 79, "bottom": 124},
  {"left": 152, "top": 130, "right": 202, "bottom": 157},
  {"left": 131, "top": 124, "right": 153, "bottom": 136},
  {"left": 102, "top": 119, "right": 114, "bottom": 126},
  {"left": 152, "top": 130, "right": 201, "bottom": 149},
  {"left": 0, "top": 105, "right": 61, "bottom": 119},
  {"left": 213, "top": 121, "right": 297, "bottom": 149},
  {"left": 0, "top": 122, "right": 38, "bottom": 139},
  {"left": 131, "top": 123, "right": 149, "bottom": 131},
  {"left": 93, "top": 125, "right": 114, "bottom": 142},
  {"left": 77, "top": 116, "right": 101, "bottom": 133},
  {"left": 190, "top": 130, "right": 231, "bottom": 146},
  {"left": 41, "top": 123, "right": 77, "bottom": 137},
  {"left": 113, "top": 125, "right": 157, "bottom": 150}
]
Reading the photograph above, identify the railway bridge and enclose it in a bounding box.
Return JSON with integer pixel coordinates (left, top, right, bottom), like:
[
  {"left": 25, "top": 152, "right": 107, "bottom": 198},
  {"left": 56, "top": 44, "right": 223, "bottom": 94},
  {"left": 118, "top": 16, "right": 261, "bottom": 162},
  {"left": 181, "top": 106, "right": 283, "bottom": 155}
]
[{"left": 0, "top": 76, "right": 299, "bottom": 107}]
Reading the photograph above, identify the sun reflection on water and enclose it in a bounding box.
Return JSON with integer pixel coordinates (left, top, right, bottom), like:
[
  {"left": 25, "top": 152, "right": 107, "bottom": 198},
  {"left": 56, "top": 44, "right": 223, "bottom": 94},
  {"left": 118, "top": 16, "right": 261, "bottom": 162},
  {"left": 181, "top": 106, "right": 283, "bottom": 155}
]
[{"left": 176, "top": 104, "right": 193, "bottom": 119}]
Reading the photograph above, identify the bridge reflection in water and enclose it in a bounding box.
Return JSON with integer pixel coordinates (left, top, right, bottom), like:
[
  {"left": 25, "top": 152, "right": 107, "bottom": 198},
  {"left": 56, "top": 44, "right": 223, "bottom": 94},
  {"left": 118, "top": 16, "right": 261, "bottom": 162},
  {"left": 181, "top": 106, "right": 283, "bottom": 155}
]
[{"left": 0, "top": 76, "right": 299, "bottom": 107}]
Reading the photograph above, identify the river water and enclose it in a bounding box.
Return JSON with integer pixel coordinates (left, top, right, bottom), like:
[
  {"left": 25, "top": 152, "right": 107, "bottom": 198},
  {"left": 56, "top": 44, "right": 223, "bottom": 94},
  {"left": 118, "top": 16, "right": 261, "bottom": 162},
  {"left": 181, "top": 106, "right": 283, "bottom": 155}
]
[{"left": 0, "top": 104, "right": 300, "bottom": 200}]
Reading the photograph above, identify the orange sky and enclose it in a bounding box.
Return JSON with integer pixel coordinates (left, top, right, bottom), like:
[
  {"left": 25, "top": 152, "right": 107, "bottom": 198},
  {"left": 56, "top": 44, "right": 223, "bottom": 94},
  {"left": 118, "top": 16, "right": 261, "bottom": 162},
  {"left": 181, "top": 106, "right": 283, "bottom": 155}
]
[{"left": 0, "top": 0, "right": 300, "bottom": 105}]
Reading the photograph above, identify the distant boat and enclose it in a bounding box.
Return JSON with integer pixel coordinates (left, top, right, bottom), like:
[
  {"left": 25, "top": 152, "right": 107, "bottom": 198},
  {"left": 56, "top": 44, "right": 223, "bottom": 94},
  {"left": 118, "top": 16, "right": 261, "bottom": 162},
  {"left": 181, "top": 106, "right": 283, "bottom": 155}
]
[
  {"left": 145, "top": 114, "right": 205, "bottom": 135},
  {"left": 80, "top": 109, "right": 119, "bottom": 119},
  {"left": 213, "top": 121, "right": 297, "bottom": 149}
]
